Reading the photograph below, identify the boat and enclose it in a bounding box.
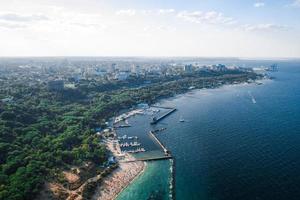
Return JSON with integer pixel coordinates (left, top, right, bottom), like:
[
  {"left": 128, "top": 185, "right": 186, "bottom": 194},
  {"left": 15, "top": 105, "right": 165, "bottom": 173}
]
[
  {"left": 117, "top": 135, "right": 127, "bottom": 140},
  {"left": 130, "top": 142, "right": 141, "bottom": 147},
  {"left": 126, "top": 147, "right": 146, "bottom": 154},
  {"left": 248, "top": 91, "right": 256, "bottom": 104},
  {"left": 179, "top": 116, "right": 185, "bottom": 122}
]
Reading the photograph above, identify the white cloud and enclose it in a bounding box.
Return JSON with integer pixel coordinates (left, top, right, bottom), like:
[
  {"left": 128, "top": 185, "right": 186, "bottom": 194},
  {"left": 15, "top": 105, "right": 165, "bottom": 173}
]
[
  {"left": 0, "top": 13, "right": 48, "bottom": 22},
  {"left": 115, "top": 9, "right": 136, "bottom": 16},
  {"left": 140, "top": 9, "right": 153, "bottom": 15},
  {"left": 141, "top": 9, "right": 175, "bottom": 16},
  {"left": 0, "top": 21, "right": 27, "bottom": 29},
  {"left": 254, "top": 2, "right": 265, "bottom": 8},
  {"left": 158, "top": 9, "right": 175, "bottom": 15},
  {"left": 177, "top": 11, "right": 236, "bottom": 25},
  {"left": 143, "top": 25, "right": 176, "bottom": 32},
  {"left": 0, "top": 12, "right": 48, "bottom": 29},
  {"left": 242, "top": 23, "right": 288, "bottom": 32}
]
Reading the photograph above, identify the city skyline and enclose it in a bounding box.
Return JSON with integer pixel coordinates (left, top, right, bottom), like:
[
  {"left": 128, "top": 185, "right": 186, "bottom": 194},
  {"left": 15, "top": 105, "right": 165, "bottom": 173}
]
[{"left": 0, "top": 0, "right": 300, "bottom": 58}]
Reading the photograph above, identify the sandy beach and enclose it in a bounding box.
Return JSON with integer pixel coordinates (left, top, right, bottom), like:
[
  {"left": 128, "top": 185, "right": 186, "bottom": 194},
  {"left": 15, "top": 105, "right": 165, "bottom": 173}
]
[
  {"left": 91, "top": 160, "right": 145, "bottom": 200},
  {"left": 91, "top": 139, "right": 146, "bottom": 200}
]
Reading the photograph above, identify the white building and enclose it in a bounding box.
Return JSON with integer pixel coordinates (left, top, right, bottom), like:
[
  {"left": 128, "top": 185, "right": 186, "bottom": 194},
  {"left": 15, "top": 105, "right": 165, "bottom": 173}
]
[{"left": 131, "top": 64, "right": 141, "bottom": 75}]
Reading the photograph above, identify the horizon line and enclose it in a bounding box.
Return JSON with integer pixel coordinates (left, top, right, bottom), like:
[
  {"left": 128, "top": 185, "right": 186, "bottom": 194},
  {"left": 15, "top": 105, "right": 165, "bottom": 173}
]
[{"left": 0, "top": 56, "right": 300, "bottom": 60}]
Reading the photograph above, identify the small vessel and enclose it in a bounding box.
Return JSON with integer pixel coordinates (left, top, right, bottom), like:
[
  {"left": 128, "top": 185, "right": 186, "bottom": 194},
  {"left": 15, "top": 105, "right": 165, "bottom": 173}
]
[
  {"left": 179, "top": 116, "right": 185, "bottom": 122},
  {"left": 248, "top": 91, "right": 256, "bottom": 104}
]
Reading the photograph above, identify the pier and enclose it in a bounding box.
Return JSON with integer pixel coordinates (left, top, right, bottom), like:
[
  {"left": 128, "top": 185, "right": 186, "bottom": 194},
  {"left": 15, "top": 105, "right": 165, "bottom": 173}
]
[
  {"left": 151, "top": 105, "right": 176, "bottom": 110},
  {"left": 150, "top": 108, "right": 177, "bottom": 124},
  {"left": 120, "top": 132, "right": 176, "bottom": 200},
  {"left": 114, "top": 124, "right": 131, "bottom": 128},
  {"left": 149, "top": 131, "right": 170, "bottom": 155},
  {"left": 149, "top": 130, "right": 176, "bottom": 200},
  {"left": 122, "top": 155, "right": 172, "bottom": 163}
]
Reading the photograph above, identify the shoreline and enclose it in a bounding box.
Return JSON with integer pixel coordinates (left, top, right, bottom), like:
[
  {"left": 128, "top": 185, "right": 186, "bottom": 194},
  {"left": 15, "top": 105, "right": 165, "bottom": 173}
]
[
  {"left": 114, "top": 161, "right": 147, "bottom": 200},
  {"left": 148, "top": 76, "right": 267, "bottom": 106},
  {"left": 91, "top": 138, "right": 146, "bottom": 200},
  {"left": 95, "top": 74, "right": 267, "bottom": 200}
]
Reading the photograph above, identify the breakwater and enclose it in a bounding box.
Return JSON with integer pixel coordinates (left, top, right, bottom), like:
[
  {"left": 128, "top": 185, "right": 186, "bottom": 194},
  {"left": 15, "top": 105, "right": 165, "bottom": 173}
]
[
  {"left": 149, "top": 130, "right": 176, "bottom": 200},
  {"left": 150, "top": 108, "right": 177, "bottom": 124}
]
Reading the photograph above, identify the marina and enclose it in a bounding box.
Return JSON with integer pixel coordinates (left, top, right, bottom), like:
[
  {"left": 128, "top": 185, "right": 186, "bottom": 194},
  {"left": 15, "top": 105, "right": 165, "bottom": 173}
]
[{"left": 113, "top": 105, "right": 177, "bottom": 200}]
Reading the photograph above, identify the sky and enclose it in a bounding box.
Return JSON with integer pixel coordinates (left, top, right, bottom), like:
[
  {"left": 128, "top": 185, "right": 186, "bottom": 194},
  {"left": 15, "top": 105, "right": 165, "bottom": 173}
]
[{"left": 0, "top": 0, "right": 300, "bottom": 58}]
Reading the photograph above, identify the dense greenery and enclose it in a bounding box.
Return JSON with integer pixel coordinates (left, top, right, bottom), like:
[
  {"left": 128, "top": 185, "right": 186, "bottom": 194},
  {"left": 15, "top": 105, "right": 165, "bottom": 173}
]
[
  {"left": 0, "top": 88, "right": 107, "bottom": 200},
  {"left": 0, "top": 69, "right": 259, "bottom": 200}
]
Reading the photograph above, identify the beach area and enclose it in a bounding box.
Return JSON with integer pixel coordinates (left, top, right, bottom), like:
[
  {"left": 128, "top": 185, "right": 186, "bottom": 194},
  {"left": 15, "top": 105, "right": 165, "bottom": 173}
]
[
  {"left": 91, "top": 160, "right": 145, "bottom": 200},
  {"left": 91, "top": 137, "right": 146, "bottom": 200}
]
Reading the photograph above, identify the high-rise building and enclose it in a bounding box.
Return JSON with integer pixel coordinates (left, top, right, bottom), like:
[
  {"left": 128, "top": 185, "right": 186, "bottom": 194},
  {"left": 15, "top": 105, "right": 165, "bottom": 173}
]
[{"left": 131, "top": 64, "right": 141, "bottom": 75}]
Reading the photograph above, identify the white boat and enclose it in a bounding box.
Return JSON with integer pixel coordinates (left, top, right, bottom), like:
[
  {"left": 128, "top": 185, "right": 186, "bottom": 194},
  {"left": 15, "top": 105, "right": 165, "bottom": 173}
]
[
  {"left": 179, "top": 116, "right": 185, "bottom": 122},
  {"left": 248, "top": 91, "right": 256, "bottom": 104}
]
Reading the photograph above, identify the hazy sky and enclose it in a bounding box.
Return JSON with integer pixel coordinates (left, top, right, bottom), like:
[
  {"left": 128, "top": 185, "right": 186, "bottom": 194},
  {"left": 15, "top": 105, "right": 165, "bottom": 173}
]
[{"left": 0, "top": 0, "right": 300, "bottom": 57}]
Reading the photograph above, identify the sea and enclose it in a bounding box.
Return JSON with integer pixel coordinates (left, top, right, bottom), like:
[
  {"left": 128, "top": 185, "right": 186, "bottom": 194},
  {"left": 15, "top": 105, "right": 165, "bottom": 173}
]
[{"left": 116, "top": 59, "right": 300, "bottom": 200}]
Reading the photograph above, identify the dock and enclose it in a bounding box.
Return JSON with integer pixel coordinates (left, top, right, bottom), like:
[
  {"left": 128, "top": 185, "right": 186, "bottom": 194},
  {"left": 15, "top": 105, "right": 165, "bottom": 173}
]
[
  {"left": 149, "top": 130, "right": 176, "bottom": 200},
  {"left": 151, "top": 105, "right": 176, "bottom": 110},
  {"left": 150, "top": 108, "right": 176, "bottom": 124},
  {"left": 122, "top": 155, "right": 172, "bottom": 163},
  {"left": 114, "top": 124, "right": 131, "bottom": 128},
  {"left": 149, "top": 131, "right": 170, "bottom": 155},
  {"left": 117, "top": 130, "right": 176, "bottom": 199}
]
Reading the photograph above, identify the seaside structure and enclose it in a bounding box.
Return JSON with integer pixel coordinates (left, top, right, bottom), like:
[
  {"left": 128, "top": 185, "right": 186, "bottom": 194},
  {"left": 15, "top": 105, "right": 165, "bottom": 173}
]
[{"left": 150, "top": 107, "right": 177, "bottom": 124}]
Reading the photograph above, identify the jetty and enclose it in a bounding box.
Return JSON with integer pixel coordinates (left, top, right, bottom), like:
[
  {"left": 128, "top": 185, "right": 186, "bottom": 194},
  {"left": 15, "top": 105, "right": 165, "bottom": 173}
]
[
  {"left": 150, "top": 108, "right": 177, "bottom": 124},
  {"left": 122, "top": 155, "right": 172, "bottom": 163},
  {"left": 114, "top": 124, "right": 131, "bottom": 128},
  {"left": 170, "top": 158, "right": 176, "bottom": 200},
  {"left": 149, "top": 131, "right": 170, "bottom": 155}
]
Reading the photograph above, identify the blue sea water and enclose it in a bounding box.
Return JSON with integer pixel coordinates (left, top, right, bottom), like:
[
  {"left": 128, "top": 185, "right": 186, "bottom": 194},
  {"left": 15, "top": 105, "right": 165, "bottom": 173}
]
[
  {"left": 118, "top": 60, "right": 300, "bottom": 200},
  {"left": 116, "top": 160, "right": 172, "bottom": 200}
]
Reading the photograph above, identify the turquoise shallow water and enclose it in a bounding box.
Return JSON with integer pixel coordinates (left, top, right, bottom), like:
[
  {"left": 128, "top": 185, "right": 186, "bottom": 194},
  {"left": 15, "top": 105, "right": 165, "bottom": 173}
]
[
  {"left": 117, "top": 60, "right": 300, "bottom": 200},
  {"left": 116, "top": 160, "right": 172, "bottom": 200}
]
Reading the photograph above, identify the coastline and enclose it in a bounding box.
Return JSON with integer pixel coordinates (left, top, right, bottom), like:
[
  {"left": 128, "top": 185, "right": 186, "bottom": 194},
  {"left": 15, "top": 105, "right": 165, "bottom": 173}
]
[
  {"left": 92, "top": 160, "right": 145, "bottom": 200},
  {"left": 95, "top": 74, "right": 266, "bottom": 200},
  {"left": 91, "top": 138, "right": 146, "bottom": 200},
  {"left": 114, "top": 161, "right": 147, "bottom": 200}
]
